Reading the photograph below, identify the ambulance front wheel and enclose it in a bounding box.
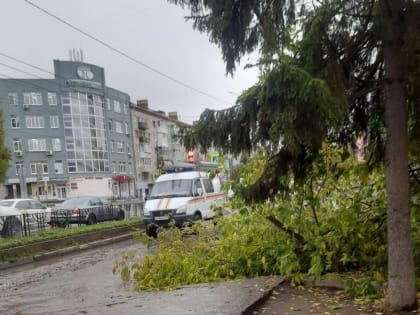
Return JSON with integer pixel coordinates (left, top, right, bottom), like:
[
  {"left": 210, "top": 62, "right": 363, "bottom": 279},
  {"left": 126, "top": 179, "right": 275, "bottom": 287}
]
[{"left": 146, "top": 224, "right": 158, "bottom": 238}]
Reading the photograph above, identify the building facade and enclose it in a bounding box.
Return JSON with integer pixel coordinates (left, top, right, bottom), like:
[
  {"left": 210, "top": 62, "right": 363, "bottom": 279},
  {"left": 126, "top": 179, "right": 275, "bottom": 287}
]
[
  {"left": 0, "top": 59, "right": 135, "bottom": 200},
  {"left": 131, "top": 100, "right": 190, "bottom": 199}
]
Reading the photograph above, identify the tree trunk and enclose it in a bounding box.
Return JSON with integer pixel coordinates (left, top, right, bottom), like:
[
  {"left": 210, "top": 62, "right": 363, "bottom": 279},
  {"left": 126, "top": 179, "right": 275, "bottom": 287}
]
[{"left": 381, "top": 0, "right": 418, "bottom": 311}]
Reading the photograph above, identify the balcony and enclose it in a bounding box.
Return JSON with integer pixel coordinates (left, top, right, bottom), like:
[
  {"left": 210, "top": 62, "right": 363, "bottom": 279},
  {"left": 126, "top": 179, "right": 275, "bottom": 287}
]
[
  {"left": 139, "top": 136, "right": 151, "bottom": 144},
  {"left": 138, "top": 164, "right": 154, "bottom": 172},
  {"left": 138, "top": 121, "right": 148, "bottom": 130},
  {"left": 138, "top": 150, "right": 151, "bottom": 158}
]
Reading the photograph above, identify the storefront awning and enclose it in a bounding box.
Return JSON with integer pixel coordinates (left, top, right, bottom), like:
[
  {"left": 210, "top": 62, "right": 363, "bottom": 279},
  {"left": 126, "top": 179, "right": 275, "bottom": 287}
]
[{"left": 114, "top": 175, "right": 134, "bottom": 181}]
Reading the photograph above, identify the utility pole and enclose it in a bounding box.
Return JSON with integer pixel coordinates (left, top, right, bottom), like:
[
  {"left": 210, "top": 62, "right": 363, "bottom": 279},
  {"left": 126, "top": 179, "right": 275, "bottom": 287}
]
[{"left": 19, "top": 166, "right": 27, "bottom": 198}]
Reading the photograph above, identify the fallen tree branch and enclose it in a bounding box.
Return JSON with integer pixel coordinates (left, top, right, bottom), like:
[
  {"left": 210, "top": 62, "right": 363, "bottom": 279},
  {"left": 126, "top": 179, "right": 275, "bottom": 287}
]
[{"left": 266, "top": 215, "right": 305, "bottom": 246}]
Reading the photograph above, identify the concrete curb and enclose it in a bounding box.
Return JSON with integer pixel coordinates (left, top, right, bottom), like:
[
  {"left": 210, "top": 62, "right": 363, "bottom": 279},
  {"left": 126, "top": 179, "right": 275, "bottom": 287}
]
[
  {"left": 0, "top": 256, "right": 35, "bottom": 270},
  {"left": 241, "top": 276, "right": 286, "bottom": 314},
  {"left": 0, "top": 233, "right": 134, "bottom": 271}
]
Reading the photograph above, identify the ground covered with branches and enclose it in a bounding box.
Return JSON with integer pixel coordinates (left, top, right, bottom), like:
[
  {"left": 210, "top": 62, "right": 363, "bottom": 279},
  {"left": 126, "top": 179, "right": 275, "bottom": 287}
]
[{"left": 114, "top": 146, "right": 420, "bottom": 301}]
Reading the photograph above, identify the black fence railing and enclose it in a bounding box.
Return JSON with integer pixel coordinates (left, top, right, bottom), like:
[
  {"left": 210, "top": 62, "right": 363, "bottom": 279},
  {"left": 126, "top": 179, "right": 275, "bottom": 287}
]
[{"left": 0, "top": 212, "right": 50, "bottom": 238}]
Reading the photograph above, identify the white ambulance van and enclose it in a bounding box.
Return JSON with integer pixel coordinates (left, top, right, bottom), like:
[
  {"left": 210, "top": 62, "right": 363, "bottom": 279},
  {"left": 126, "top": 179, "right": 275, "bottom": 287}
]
[{"left": 143, "top": 171, "right": 224, "bottom": 237}]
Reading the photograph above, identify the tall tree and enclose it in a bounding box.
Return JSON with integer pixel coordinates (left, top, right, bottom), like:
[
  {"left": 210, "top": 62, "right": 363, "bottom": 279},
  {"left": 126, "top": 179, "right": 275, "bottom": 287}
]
[
  {"left": 168, "top": 0, "right": 419, "bottom": 311},
  {"left": 381, "top": 0, "right": 416, "bottom": 309}
]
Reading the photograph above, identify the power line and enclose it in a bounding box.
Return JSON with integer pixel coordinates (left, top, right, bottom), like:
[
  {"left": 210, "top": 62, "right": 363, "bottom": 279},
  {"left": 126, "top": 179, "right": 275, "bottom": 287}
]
[
  {"left": 0, "top": 61, "right": 45, "bottom": 79},
  {"left": 23, "top": 0, "right": 233, "bottom": 106},
  {"left": 0, "top": 52, "right": 55, "bottom": 77}
]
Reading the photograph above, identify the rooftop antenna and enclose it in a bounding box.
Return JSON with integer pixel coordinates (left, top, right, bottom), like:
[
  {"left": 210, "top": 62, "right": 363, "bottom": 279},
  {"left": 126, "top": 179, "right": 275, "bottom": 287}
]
[{"left": 80, "top": 49, "right": 84, "bottom": 62}]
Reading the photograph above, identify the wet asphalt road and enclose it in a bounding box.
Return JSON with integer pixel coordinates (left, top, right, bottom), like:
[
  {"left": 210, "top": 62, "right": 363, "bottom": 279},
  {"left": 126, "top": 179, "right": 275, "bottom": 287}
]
[
  {"left": 0, "top": 238, "right": 276, "bottom": 315},
  {"left": 0, "top": 239, "right": 148, "bottom": 315}
]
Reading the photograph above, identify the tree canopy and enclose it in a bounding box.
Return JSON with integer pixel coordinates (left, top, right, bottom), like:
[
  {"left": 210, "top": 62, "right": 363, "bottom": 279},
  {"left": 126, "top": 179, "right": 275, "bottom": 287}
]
[
  {"left": 0, "top": 111, "right": 10, "bottom": 183},
  {"left": 176, "top": 0, "right": 420, "bottom": 200},
  {"left": 169, "top": 0, "right": 419, "bottom": 311}
]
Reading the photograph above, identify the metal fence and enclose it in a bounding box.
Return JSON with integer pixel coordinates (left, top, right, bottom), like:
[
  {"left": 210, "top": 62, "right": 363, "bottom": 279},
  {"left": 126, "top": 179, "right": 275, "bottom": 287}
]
[
  {"left": 0, "top": 212, "right": 50, "bottom": 238},
  {"left": 0, "top": 200, "right": 144, "bottom": 238}
]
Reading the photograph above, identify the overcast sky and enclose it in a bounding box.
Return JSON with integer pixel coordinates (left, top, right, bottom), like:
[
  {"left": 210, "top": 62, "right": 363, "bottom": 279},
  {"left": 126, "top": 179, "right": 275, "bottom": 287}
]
[{"left": 1, "top": 0, "right": 259, "bottom": 123}]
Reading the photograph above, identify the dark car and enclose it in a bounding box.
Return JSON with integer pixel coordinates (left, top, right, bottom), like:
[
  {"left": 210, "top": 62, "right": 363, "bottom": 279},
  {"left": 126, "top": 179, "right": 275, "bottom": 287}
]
[{"left": 50, "top": 196, "right": 124, "bottom": 227}]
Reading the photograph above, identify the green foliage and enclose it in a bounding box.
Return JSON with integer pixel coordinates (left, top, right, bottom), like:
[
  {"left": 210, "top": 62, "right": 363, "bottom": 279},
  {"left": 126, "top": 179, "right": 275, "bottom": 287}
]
[
  {"left": 244, "top": 145, "right": 388, "bottom": 278},
  {"left": 114, "top": 214, "right": 300, "bottom": 291},
  {"left": 0, "top": 110, "right": 11, "bottom": 182},
  {"left": 115, "top": 145, "right": 413, "bottom": 299},
  {"left": 344, "top": 276, "right": 384, "bottom": 299}
]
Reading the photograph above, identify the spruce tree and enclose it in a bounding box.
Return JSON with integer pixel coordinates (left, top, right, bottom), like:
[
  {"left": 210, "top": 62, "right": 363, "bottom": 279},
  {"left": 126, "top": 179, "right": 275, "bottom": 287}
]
[{"left": 168, "top": 0, "right": 419, "bottom": 310}]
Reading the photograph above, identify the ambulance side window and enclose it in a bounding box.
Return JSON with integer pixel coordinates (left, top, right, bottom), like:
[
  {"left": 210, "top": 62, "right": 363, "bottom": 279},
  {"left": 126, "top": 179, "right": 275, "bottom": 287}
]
[
  {"left": 202, "top": 179, "right": 214, "bottom": 193},
  {"left": 193, "top": 179, "right": 203, "bottom": 196}
]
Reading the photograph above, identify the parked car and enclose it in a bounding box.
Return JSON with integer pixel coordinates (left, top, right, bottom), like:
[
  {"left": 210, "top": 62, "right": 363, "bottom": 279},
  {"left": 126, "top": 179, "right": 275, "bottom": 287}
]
[
  {"left": 49, "top": 196, "right": 125, "bottom": 227},
  {"left": 0, "top": 198, "right": 51, "bottom": 237}
]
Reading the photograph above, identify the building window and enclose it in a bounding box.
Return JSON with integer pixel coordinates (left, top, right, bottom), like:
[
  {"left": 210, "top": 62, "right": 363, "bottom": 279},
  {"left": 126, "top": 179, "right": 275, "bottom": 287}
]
[
  {"left": 123, "top": 103, "right": 128, "bottom": 114},
  {"left": 119, "top": 162, "right": 126, "bottom": 173},
  {"left": 28, "top": 139, "right": 47, "bottom": 151},
  {"left": 15, "top": 162, "right": 24, "bottom": 176},
  {"left": 8, "top": 93, "right": 18, "bottom": 105},
  {"left": 116, "top": 142, "right": 124, "bottom": 153},
  {"left": 68, "top": 161, "right": 76, "bottom": 173},
  {"left": 140, "top": 158, "right": 152, "bottom": 166},
  {"left": 108, "top": 119, "right": 113, "bottom": 132},
  {"left": 11, "top": 116, "right": 20, "bottom": 128},
  {"left": 61, "top": 94, "right": 70, "bottom": 105},
  {"left": 107, "top": 98, "right": 111, "bottom": 110},
  {"left": 140, "top": 143, "right": 151, "bottom": 153},
  {"left": 54, "top": 160, "right": 63, "bottom": 174},
  {"left": 26, "top": 116, "right": 45, "bottom": 128},
  {"left": 70, "top": 183, "right": 78, "bottom": 190},
  {"left": 112, "top": 161, "right": 116, "bottom": 173},
  {"left": 50, "top": 115, "right": 59, "bottom": 128},
  {"left": 125, "top": 122, "right": 129, "bottom": 135},
  {"left": 48, "top": 92, "right": 57, "bottom": 105},
  {"left": 23, "top": 92, "right": 42, "bottom": 105},
  {"left": 62, "top": 91, "right": 108, "bottom": 174},
  {"left": 30, "top": 161, "right": 48, "bottom": 175},
  {"left": 115, "top": 121, "right": 123, "bottom": 133},
  {"left": 13, "top": 139, "right": 23, "bottom": 152},
  {"left": 52, "top": 138, "right": 61, "bottom": 151},
  {"left": 113, "top": 100, "right": 121, "bottom": 113}
]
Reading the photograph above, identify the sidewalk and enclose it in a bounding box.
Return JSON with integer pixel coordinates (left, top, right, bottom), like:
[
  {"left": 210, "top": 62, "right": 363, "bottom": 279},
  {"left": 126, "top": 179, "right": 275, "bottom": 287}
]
[{"left": 117, "top": 276, "right": 286, "bottom": 315}]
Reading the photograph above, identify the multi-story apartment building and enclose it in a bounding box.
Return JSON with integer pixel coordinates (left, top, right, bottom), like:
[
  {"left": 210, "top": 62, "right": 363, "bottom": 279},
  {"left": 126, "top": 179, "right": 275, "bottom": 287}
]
[
  {"left": 131, "top": 100, "right": 190, "bottom": 199},
  {"left": 0, "top": 59, "right": 135, "bottom": 200}
]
